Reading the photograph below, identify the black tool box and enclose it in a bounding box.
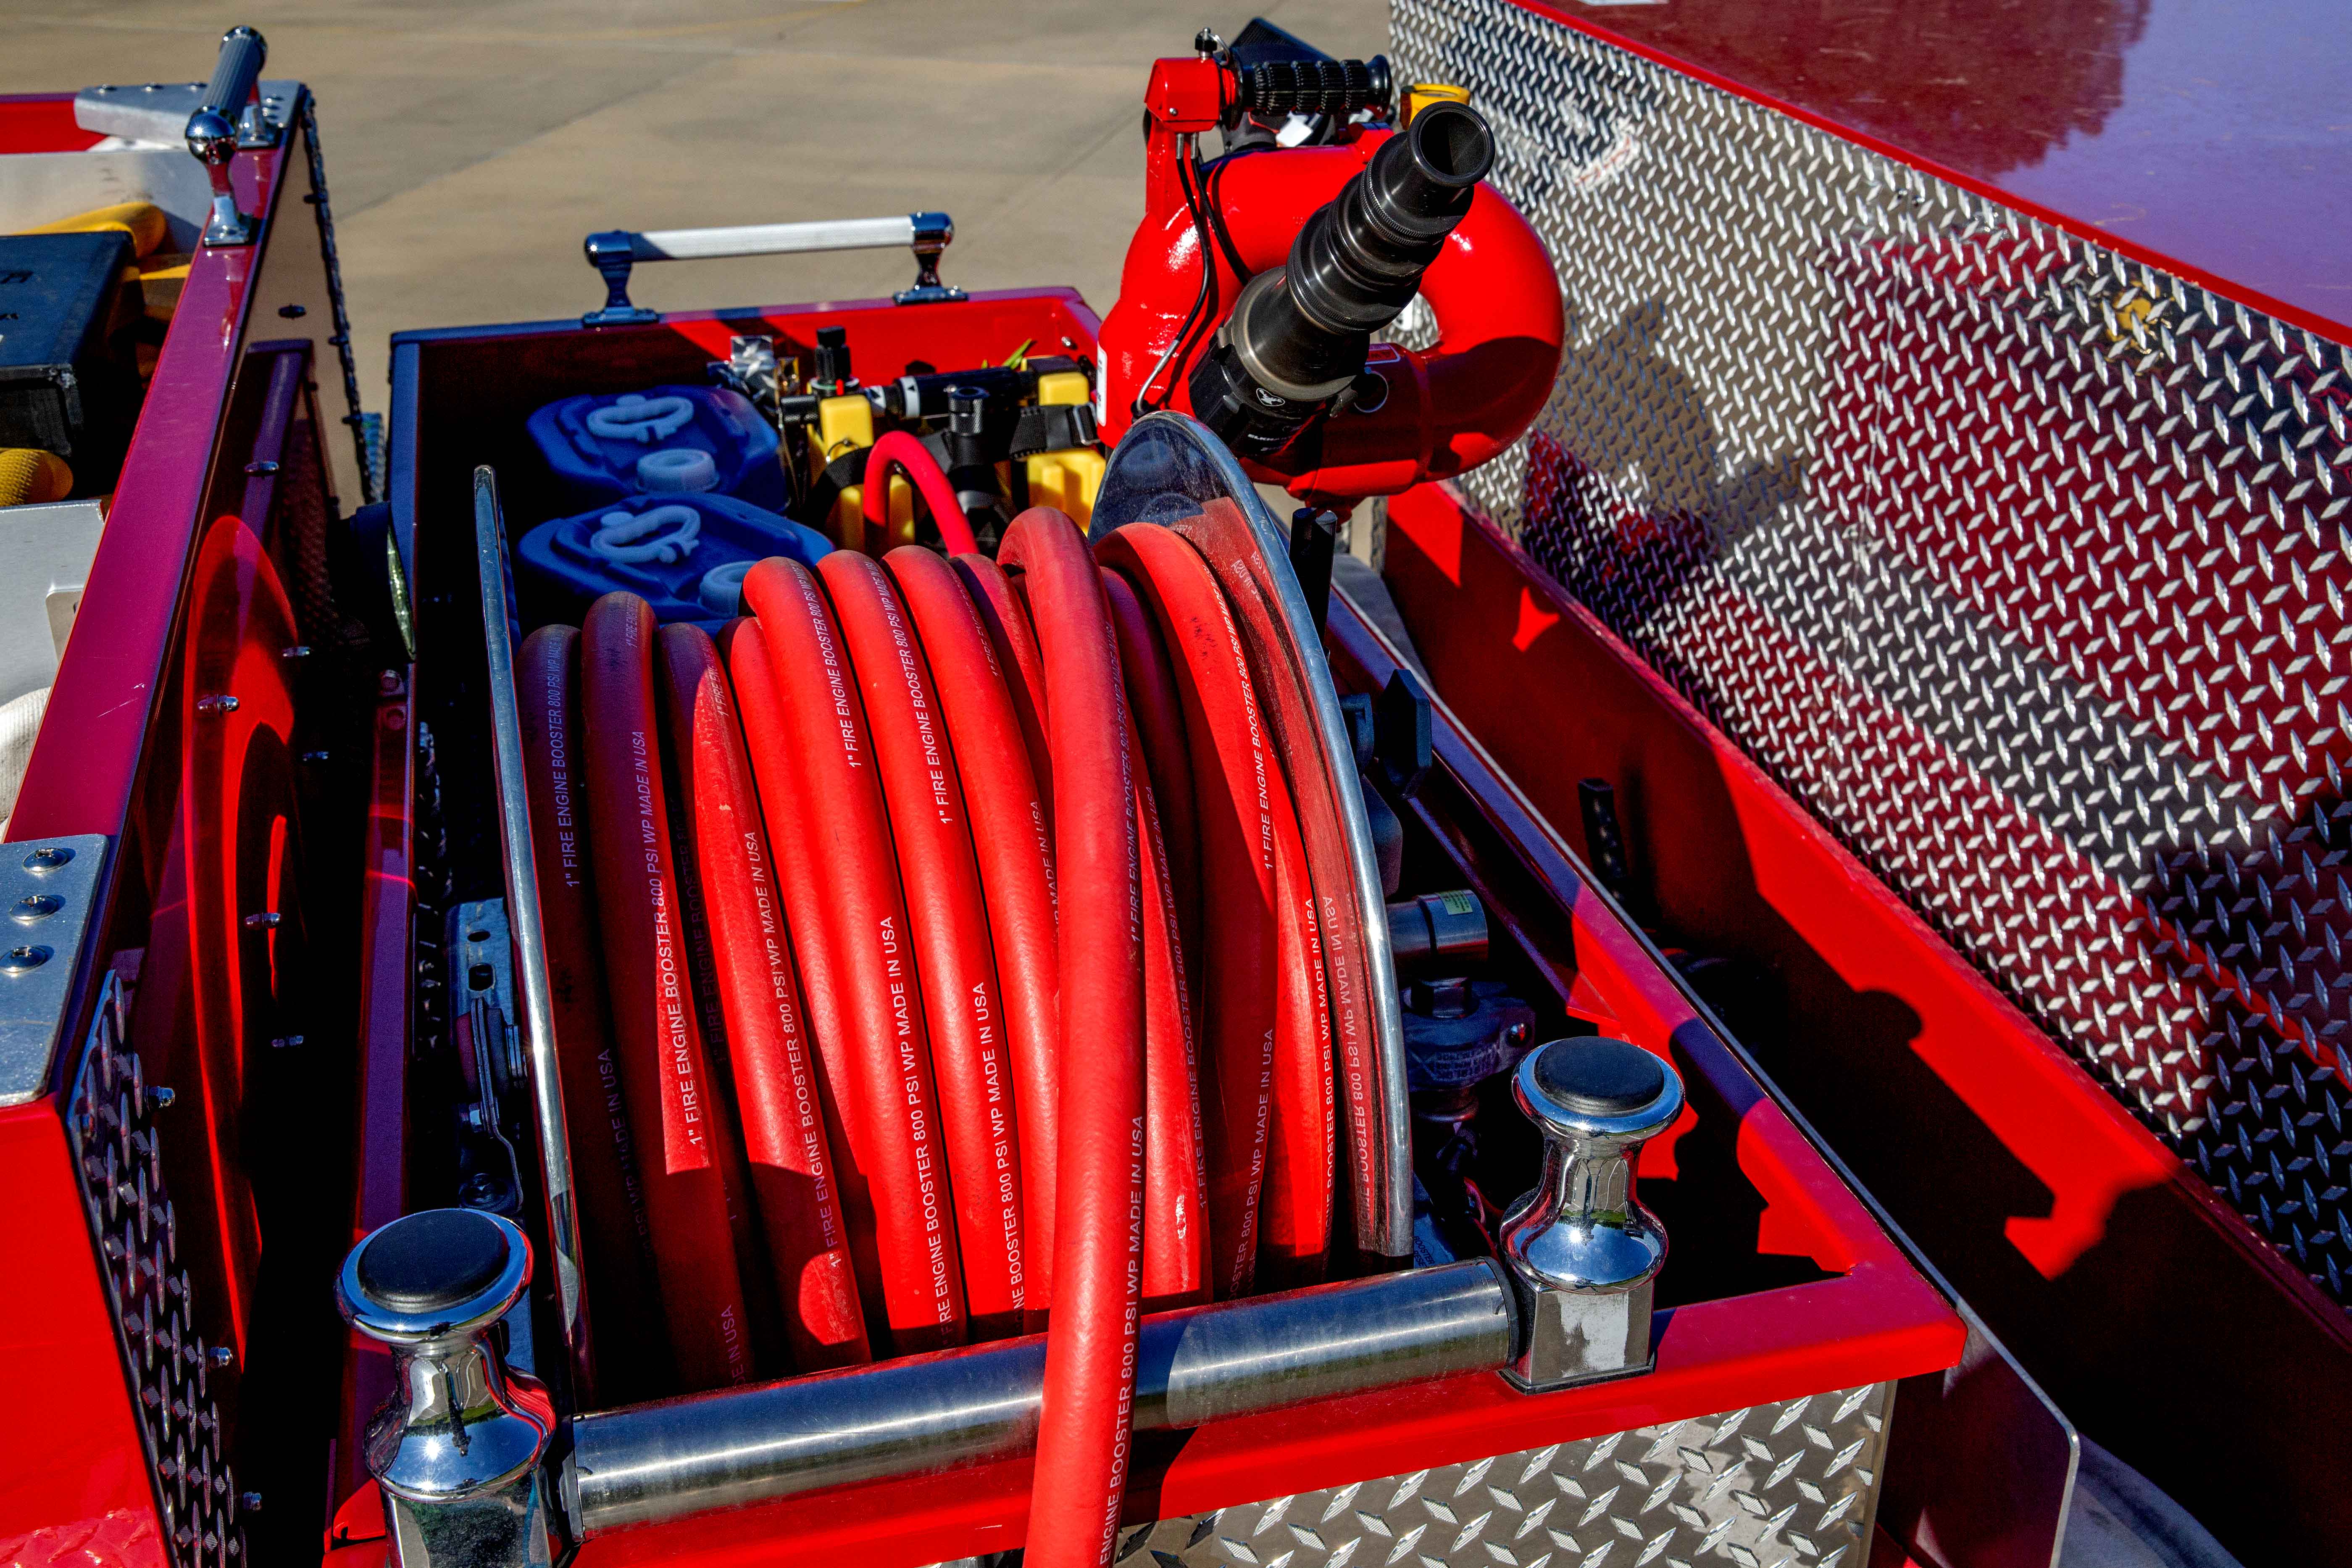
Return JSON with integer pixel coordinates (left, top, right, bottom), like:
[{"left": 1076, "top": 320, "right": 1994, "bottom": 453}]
[{"left": 0, "top": 231, "right": 144, "bottom": 495}]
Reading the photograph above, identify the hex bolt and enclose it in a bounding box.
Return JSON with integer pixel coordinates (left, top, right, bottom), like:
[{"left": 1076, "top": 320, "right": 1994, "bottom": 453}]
[
  {"left": 243, "top": 912, "right": 282, "bottom": 930},
  {"left": 196, "top": 695, "right": 240, "bottom": 716}
]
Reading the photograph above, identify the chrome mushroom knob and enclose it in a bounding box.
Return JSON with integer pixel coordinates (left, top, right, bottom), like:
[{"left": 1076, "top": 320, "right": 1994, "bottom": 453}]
[
  {"left": 1498, "top": 1037, "right": 1684, "bottom": 1392},
  {"left": 338, "top": 1210, "right": 558, "bottom": 1568}
]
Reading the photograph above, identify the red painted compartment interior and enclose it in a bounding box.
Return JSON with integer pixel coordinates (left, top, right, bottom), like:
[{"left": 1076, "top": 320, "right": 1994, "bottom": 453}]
[{"left": 1379, "top": 480, "right": 2352, "bottom": 1555}]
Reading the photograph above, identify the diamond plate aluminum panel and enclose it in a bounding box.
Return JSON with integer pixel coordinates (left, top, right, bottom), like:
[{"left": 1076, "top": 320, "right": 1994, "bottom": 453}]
[
  {"left": 1391, "top": 0, "right": 2352, "bottom": 1309},
  {"left": 1115, "top": 1382, "right": 1891, "bottom": 1568},
  {"left": 67, "top": 969, "right": 250, "bottom": 1568}
]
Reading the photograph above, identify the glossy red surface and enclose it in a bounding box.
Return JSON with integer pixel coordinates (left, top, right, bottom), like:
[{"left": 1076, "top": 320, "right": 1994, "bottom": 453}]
[
  {"left": 0, "top": 1107, "right": 165, "bottom": 1568},
  {"left": 1379, "top": 479, "right": 2352, "bottom": 1562},
  {"left": 1518, "top": 0, "right": 2352, "bottom": 339},
  {"left": 0, "top": 93, "right": 105, "bottom": 155}
]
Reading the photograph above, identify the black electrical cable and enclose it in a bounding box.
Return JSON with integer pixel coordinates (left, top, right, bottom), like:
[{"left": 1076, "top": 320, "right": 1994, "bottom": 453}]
[{"left": 1134, "top": 139, "right": 1221, "bottom": 417}]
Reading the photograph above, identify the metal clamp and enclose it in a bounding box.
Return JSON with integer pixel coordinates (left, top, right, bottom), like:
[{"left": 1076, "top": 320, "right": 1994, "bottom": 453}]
[
  {"left": 1499, "top": 1036, "right": 1684, "bottom": 1392},
  {"left": 338, "top": 1209, "right": 559, "bottom": 1568},
  {"left": 184, "top": 25, "right": 268, "bottom": 246},
  {"left": 580, "top": 210, "right": 966, "bottom": 326}
]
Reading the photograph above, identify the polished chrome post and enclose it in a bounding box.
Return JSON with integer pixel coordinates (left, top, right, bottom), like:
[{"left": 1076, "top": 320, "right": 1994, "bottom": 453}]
[
  {"left": 1499, "top": 1037, "right": 1684, "bottom": 1391},
  {"left": 338, "top": 1210, "right": 560, "bottom": 1568}
]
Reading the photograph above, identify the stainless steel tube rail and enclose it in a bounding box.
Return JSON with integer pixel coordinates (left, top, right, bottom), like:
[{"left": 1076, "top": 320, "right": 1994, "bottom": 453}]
[
  {"left": 581, "top": 211, "right": 962, "bottom": 324},
  {"left": 563, "top": 1260, "right": 1515, "bottom": 1536}
]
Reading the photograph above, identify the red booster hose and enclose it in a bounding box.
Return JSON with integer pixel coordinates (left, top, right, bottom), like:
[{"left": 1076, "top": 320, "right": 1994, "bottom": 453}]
[
  {"left": 885, "top": 545, "right": 1063, "bottom": 1325},
  {"left": 737, "top": 558, "right": 968, "bottom": 1355},
  {"left": 1129, "top": 700, "right": 1209, "bottom": 1312},
  {"left": 546, "top": 498, "right": 1368, "bottom": 1560},
  {"left": 820, "top": 551, "right": 1027, "bottom": 1339},
  {"left": 1104, "top": 571, "right": 1202, "bottom": 1002},
  {"left": 655, "top": 624, "right": 871, "bottom": 1371},
  {"left": 1094, "top": 532, "right": 1278, "bottom": 1297},
  {"left": 864, "top": 429, "right": 978, "bottom": 558},
  {"left": 578, "top": 592, "right": 755, "bottom": 1391},
  {"left": 517, "top": 626, "right": 663, "bottom": 1402},
  {"left": 997, "top": 507, "right": 1146, "bottom": 1568},
  {"left": 952, "top": 552, "right": 1058, "bottom": 838}
]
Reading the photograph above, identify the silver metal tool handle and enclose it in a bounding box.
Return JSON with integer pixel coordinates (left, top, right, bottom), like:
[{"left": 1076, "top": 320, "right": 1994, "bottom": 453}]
[
  {"left": 631, "top": 214, "right": 926, "bottom": 261},
  {"left": 581, "top": 211, "right": 962, "bottom": 325},
  {"left": 185, "top": 25, "right": 269, "bottom": 245},
  {"left": 188, "top": 25, "right": 266, "bottom": 163}
]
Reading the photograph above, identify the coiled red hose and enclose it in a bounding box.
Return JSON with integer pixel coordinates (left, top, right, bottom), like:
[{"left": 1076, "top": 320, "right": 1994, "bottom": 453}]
[
  {"left": 655, "top": 624, "right": 870, "bottom": 1371},
  {"left": 557, "top": 504, "right": 1351, "bottom": 1563},
  {"left": 737, "top": 559, "right": 968, "bottom": 1355},
  {"left": 821, "top": 551, "right": 1027, "bottom": 1339},
  {"left": 518, "top": 626, "right": 663, "bottom": 1402},
  {"left": 578, "top": 593, "right": 755, "bottom": 1391},
  {"left": 885, "top": 547, "right": 1063, "bottom": 1326},
  {"left": 997, "top": 507, "right": 1145, "bottom": 1568}
]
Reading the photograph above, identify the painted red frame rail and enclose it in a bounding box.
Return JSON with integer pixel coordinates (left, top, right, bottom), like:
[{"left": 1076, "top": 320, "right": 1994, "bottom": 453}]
[{"left": 9, "top": 120, "right": 287, "bottom": 846}]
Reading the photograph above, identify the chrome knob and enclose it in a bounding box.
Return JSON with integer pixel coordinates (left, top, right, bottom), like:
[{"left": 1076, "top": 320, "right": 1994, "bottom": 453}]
[
  {"left": 1498, "top": 1037, "right": 1683, "bottom": 1392},
  {"left": 338, "top": 1210, "right": 558, "bottom": 1568}
]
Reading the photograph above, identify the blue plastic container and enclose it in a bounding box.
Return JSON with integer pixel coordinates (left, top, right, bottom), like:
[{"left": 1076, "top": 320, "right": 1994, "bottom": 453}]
[
  {"left": 517, "top": 492, "right": 831, "bottom": 628},
  {"left": 526, "top": 384, "right": 786, "bottom": 509}
]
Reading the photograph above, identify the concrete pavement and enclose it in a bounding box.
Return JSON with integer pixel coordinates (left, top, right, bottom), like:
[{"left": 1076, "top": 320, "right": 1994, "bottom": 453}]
[{"left": 10, "top": 0, "right": 1388, "bottom": 398}]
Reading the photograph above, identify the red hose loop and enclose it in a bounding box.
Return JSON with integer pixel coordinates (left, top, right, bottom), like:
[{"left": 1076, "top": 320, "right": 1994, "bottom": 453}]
[
  {"left": 1129, "top": 701, "right": 1210, "bottom": 1313},
  {"left": 1104, "top": 571, "right": 1201, "bottom": 993},
  {"left": 863, "top": 430, "right": 977, "bottom": 558},
  {"left": 1093, "top": 533, "right": 1277, "bottom": 1300},
  {"left": 887, "top": 546, "right": 1064, "bottom": 1325},
  {"left": 820, "top": 551, "right": 1027, "bottom": 1339},
  {"left": 737, "top": 559, "right": 968, "bottom": 1355},
  {"left": 518, "top": 626, "right": 663, "bottom": 1403},
  {"left": 578, "top": 592, "right": 755, "bottom": 1392},
  {"left": 998, "top": 507, "right": 1145, "bottom": 1568},
  {"left": 952, "top": 553, "right": 1058, "bottom": 844},
  {"left": 655, "top": 624, "right": 871, "bottom": 1371}
]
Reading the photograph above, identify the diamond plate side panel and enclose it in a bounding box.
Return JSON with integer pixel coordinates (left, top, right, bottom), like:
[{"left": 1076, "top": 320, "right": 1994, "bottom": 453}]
[
  {"left": 68, "top": 970, "right": 250, "bottom": 1568},
  {"left": 1116, "top": 1382, "right": 1891, "bottom": 1568},
  {"left": 1392, "top": 0, "right": 2352, "bottom": 1308}
]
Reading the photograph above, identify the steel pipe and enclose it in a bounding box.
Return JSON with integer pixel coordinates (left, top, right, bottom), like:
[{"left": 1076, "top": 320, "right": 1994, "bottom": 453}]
[{"left": 563, "top": 1260, "right": 1513, "bottom": 1536}]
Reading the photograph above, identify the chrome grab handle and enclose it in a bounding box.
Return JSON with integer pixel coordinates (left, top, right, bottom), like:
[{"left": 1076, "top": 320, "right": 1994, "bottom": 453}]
[
  {"left": 339, "top": 1210, "right": 561, "bottom": 1568},
  {"left": 1498, "top": 1037, "right": 1685, "bottom": 1391},
  {"left": 184, "top": 24, "right": 268, "bottom": 245},
  {"left": 581, "top": 211, "right": 962, "bottom": 326}
]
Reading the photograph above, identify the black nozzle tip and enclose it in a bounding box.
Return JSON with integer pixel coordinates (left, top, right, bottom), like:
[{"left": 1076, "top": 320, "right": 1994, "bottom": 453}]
[{"left": 1405, "top": 100, "right": 1494, "bottom": 189}]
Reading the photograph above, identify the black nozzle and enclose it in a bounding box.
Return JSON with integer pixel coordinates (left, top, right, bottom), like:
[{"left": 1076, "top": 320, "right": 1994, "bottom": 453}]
[
  {"left": 1189, "top": 100, "right": 1495, "bottom": 458},
  {"left": 1285, "top": 100, "right": 1493, "bottom": 344}
]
